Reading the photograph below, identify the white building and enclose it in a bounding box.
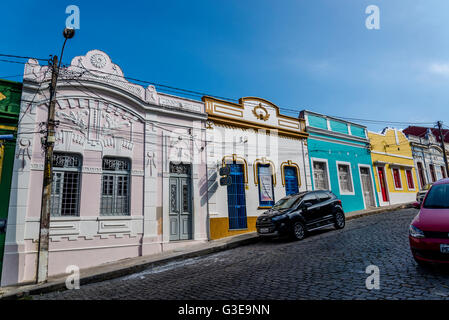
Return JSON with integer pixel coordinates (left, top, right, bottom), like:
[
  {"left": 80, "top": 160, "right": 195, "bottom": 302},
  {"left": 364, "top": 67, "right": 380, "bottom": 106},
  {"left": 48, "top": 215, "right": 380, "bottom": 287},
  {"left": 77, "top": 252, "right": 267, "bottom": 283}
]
[
  {"left": 203, "top": 96, "right": 311, "bottom": 239},
  {"left": 403, "top": 126, "right": 449, "bottom": 189},
  {"left": 1, "top": 50, "right": 209, "bottom": 286}
]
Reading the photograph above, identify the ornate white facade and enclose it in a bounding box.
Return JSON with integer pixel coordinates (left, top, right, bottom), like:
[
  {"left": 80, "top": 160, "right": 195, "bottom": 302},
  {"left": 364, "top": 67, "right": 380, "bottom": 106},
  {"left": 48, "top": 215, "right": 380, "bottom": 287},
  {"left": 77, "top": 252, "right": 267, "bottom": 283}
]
[{"left": 1, "top": 50, "right": 208, "bottom": 286}]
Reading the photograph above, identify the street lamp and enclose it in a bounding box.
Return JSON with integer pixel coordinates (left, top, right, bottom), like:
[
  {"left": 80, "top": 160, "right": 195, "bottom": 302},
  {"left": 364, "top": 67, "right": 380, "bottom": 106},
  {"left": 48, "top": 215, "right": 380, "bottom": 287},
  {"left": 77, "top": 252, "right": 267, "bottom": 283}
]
[{"left": 36, "top": 28, "right": 75, "bottom": 284}]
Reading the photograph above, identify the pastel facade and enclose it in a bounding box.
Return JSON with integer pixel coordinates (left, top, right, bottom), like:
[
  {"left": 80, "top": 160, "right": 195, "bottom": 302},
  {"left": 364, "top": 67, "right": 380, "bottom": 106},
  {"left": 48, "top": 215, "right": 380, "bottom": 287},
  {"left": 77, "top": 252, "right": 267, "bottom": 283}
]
[
  {"left": 204, "top": 96, "right": 311, "bottom": 240},
  {"left": 368, "top": 128, "right": 419, "bottom": 206},
  {"left": 1, "top": 50, "right": 208, "bottom": 286},
  {"left": 403, "top": 126, "right": 449, "bottom": 189},
  {"left": 0, "top": 80, "right": 22, "bottom": 283},
  {"left": 300, "top": 110, "right": 379, "bottom": 212}
]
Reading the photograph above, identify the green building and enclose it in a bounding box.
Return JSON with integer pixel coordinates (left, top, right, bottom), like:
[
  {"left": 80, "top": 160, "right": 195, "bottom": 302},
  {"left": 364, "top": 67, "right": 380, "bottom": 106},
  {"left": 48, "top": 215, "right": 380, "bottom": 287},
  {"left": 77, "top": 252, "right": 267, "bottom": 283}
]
[{"left": 0, "top": 79, "right": 22, "bottom": 282}]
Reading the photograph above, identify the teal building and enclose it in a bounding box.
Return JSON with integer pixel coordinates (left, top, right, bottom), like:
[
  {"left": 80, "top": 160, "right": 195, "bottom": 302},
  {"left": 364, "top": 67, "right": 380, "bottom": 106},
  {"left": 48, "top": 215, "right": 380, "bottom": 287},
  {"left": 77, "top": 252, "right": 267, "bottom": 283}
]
[{"left": 300, "top": 110, "right": 379, "bottom": 213}]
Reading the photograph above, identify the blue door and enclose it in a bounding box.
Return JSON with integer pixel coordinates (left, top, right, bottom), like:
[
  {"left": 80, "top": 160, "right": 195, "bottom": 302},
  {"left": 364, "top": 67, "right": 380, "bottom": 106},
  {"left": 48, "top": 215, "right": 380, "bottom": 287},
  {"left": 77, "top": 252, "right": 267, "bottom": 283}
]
[
  {"left": 285, "top": 166, "right": 299, "bottom": 195},
  {"left": 227, "top": 164, "right": 247, "bottom": 229}
]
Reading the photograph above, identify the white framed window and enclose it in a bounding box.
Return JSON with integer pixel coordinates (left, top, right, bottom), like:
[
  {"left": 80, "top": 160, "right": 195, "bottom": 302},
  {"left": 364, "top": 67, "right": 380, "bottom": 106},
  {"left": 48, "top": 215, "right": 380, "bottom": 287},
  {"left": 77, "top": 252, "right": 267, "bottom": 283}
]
[
  {"left": 100, "top": 157, "right": 131, "bottom": 216},
  {"left": 405, "top": 169, "right": 416, "bottom": 191},
  {"left": 50, "top": 153, "right": 82, "bottom": 217},
  {"left": 391, "top": 166, "right": 403, "bottom": 190},
  {"left": 311, "top": 158, "right": 331, "bottom": 190},
  {"left": 336, "top": 161, "right": 355, "bottom": 195}
]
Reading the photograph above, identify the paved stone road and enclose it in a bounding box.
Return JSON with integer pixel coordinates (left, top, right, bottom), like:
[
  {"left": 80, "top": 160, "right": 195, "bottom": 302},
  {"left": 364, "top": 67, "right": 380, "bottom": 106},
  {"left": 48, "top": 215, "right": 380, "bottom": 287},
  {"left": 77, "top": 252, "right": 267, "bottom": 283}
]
[{"left": 33, "top": 208, "right": 449, "bottom": 300}]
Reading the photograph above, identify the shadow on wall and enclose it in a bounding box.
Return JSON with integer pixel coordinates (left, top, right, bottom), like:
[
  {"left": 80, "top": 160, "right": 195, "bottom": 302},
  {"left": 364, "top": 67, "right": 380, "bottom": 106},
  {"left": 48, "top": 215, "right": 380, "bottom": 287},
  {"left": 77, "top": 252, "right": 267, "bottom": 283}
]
[{"left": 200, "top": 170, "right": 218, "bottom": 207}]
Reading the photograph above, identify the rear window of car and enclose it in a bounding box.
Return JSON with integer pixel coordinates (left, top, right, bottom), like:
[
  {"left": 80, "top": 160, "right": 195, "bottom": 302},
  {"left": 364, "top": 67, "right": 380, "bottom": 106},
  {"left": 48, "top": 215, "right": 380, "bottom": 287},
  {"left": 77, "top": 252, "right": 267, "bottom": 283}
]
[
  {"left": 317, "top": 191, "right": 331, "bottom": 202},
  {"left": 423, "top": 184, "right": 449, "bottom": 209}
]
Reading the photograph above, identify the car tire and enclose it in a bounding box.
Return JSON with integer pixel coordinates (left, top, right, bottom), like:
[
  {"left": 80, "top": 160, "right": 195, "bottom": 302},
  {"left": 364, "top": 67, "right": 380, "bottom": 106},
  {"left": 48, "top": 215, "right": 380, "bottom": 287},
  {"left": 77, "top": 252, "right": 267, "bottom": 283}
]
[
  {"left": 292, "top": 221, "right": 306, "bottom": 241},
  {"left": 334, "top": 211, "right": 345, "bottom": 229}
]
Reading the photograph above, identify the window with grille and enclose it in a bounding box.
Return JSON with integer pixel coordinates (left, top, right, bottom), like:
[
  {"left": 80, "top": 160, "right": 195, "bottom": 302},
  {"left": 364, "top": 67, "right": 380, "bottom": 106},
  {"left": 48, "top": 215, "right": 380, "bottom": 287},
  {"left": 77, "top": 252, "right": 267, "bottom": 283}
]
[
  {"left": 313, "top": 161, "right": 329, "bottom": 190},
  {"left": 100, "top": 157, "right": 131, "bottom": 216},
  {"left": 50, "top": 153, "right": 82, "bottom": 216},
  {"left": 337, "top": 163, "right": 353, "bottom": 194},
  {"left": 392, "top": 168, "right": 402, "bottom": 189},
  {"left": 405, "top": 169, "right": 415, "bottom": 190}
]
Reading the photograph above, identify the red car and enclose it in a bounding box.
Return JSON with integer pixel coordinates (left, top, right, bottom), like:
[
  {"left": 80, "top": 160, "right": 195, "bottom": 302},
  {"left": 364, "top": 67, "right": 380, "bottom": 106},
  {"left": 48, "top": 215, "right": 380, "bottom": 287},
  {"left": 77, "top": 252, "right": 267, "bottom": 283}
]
[{"left": 409, "top": 178, "right": 449, "bottom": 265}]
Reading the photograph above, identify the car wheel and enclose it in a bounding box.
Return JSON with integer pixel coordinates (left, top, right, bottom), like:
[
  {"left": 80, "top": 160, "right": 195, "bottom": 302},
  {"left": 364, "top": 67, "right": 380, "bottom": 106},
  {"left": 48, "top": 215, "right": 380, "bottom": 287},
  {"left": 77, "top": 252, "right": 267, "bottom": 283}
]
[
  {"left": 334, "top": 211, "right": 345, "bottom": 229},
  {"left": 292, "top": 221, "right": 306, "bottom": 240}
]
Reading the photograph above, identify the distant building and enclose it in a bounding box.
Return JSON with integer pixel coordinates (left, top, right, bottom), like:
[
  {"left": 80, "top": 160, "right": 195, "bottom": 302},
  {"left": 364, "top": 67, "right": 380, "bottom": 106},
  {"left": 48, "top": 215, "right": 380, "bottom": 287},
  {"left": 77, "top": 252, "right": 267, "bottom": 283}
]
[
  {"left": 403, "top": 126, "right": 449, "bottom": 189},
  {"left": 204, "top": 96, "right": 311, "bottom": 240},
  {"left": 300, "top": 110, "right": 379, "bottom": 212},
  {"left": 0, "top": 79, "right": 21, "bottom": 285},
  {"left": 368, "top": 128, "right": 418, "bottom": 206}
]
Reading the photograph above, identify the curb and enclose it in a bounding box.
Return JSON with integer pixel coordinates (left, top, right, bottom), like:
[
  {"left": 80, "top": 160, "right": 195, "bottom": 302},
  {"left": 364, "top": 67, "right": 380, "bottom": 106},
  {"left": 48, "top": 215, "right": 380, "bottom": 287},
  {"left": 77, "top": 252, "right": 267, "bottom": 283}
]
[
  {"left": 346, "top": 203, "right": 413, "bottom": 221},
  {"left": 0, "top": 234, "right": 260, "bottom": 300},
  {"left": 0, "top": 203, "right": 413, "bottom": 300}
]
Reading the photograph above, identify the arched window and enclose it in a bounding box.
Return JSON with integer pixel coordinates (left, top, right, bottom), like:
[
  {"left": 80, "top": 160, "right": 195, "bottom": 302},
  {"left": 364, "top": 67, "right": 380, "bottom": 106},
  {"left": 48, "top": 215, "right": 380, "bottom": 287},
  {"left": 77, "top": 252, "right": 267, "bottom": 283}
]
[
  {"left": 51, "top": 153, "right": 82, "bottom": 216},
  {"left": 254, "top": 159, "right": 276, "bottom": 208},
  {"left": 281, "top": 161, "right": 301, "bottom": 196},
  {"left": 101, "top": 157, "right": 131, "bottom": 216}
]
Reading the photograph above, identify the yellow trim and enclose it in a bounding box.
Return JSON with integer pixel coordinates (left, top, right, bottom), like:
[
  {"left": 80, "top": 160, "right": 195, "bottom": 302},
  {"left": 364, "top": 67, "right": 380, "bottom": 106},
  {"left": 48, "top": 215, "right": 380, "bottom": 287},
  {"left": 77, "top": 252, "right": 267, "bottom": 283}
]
[
  {"left": 222, "top": 154, "right": 248, "bottom": 186},
  {"left": 0, "top": 125, "right": 17, "bottom": 131},
  {"left": 280, "top": 160, "right": 302, "bottom": 188},
  {"left": 214, "top": 104, "right": 244, "bottom": 118},
  {"left": 203, "top": 96, "right": 309, "bottom": 139},
  {"left": 251, "top": 103, "right": 270, "bottom": 121},
  {"left": 209, "top": 217, "right": 258, "bottom": 240},
  {"left": 0, "top": 92, "right": 6, "bottom": 101},
  {"left": 253, "top": 157, "right": 277, "bottom": 186},
  {"left": 208, "top": 114, "right": 308, "bottom": 139}
]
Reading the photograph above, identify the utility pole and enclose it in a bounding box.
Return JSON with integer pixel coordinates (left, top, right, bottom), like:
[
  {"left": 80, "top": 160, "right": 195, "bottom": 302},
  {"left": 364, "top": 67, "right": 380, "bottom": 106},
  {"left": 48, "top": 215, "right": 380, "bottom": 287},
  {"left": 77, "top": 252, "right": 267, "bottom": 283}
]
[
  {"left": 36, "top": 55, "right": 58, "bottom": 283},
  {"left": 36, "top": 28, "right": 75, "bottom": 283},
  {"left": 437, "top": 121, "right": 449, "bottom": 178}
]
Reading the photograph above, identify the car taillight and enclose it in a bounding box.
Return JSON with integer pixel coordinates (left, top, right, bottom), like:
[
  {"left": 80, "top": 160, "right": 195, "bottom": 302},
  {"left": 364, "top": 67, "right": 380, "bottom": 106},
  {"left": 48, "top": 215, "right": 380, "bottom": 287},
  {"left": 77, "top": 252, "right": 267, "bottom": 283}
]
[{"left": 337, "top": 200, "right": 342, "bottom": 205}]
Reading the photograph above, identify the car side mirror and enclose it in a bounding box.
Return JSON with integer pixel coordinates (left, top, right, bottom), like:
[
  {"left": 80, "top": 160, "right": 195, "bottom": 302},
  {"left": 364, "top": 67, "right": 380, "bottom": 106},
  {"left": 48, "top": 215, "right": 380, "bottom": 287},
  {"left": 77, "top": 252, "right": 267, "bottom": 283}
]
[
  {"left": 412, "top": 201, "right": 421, "bottom": 209},
  {"left": 303, "top": 202, "right": 313, "bottom": 210}
]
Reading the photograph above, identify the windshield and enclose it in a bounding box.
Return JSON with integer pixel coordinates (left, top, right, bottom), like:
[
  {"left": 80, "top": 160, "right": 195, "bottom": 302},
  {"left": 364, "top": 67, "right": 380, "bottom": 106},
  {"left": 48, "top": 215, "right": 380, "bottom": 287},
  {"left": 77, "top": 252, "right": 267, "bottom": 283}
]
[
  {"left": 272, "top": 195, "right": 302, "bottom": 210},
  {"left": 423, "top": 184, "right": 449, "bottom": 209}
]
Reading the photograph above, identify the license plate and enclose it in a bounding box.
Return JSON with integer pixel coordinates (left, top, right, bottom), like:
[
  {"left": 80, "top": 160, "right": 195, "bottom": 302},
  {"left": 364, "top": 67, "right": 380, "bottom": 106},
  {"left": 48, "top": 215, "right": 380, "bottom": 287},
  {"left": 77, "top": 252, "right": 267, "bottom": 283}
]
[
  {"left": 259, "top": 228, "right": 270, "bottom": 233},
  {"left": 440, "top": 244, "right": 449, "bottom": 253}
]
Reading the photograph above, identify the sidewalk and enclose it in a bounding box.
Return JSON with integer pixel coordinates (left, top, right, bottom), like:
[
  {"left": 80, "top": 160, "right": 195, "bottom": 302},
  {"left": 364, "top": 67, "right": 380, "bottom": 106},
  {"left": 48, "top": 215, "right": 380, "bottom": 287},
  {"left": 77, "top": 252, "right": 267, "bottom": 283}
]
[{"left": 0, "top": 202, "right": 413, "bottom": 299}]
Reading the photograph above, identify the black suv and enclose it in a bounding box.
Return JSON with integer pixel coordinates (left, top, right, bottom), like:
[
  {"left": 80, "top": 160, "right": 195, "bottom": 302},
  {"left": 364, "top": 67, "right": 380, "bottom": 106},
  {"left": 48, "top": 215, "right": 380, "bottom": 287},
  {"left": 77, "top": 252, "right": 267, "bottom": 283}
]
[{"left": 256, "top": 190, "right": 345, "bottom": 240}]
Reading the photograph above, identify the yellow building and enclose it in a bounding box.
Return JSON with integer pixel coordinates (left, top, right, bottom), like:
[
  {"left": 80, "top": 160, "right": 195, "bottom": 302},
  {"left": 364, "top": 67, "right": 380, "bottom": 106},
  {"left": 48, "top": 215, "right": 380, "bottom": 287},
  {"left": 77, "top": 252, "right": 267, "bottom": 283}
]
[{"left": 368, "top": 128, "right": 419, "bottom": 206}]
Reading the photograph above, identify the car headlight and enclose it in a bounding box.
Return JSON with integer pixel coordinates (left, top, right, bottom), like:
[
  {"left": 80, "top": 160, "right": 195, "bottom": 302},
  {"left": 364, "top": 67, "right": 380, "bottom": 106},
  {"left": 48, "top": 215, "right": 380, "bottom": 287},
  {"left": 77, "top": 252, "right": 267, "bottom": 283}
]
[
  {"left": 272, "top": 215, "right": 285, "bottom": 222},
  {"left": 409, "top": 225, "right": 425, "bottom": 238}
]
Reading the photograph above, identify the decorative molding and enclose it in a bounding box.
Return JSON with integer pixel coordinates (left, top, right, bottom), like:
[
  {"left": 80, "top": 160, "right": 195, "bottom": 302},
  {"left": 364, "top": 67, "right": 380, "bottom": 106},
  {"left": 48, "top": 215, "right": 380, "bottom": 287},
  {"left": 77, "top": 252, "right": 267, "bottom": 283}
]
[
  {"left": 252, "top": 103, "right": 270, "bottom": 121},
  {"left": 253, "top": 157, "right": 277, "bottom": 186},
  {"left": 280, "top": 160, "right": 301, "bottom": 187}
]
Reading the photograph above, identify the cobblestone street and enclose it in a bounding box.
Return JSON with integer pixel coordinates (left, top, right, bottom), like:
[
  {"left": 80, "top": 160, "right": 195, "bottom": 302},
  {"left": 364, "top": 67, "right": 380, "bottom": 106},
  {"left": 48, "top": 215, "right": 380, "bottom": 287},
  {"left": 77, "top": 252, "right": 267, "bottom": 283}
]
[{"left": 32, "top": 208, "right": 449, "bottom": 300}]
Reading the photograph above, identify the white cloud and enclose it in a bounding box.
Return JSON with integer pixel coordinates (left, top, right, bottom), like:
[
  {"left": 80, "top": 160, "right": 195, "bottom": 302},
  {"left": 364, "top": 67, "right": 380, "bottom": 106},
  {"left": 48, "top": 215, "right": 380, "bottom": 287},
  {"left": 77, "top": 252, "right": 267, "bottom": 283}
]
[{"left": 428, "top": 62, "right": 449, "bottom": 76}]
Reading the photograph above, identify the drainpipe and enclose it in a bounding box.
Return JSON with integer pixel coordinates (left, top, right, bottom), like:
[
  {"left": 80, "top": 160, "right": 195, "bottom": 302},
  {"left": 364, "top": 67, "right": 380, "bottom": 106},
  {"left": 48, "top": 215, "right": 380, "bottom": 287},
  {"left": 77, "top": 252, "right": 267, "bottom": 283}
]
[
  {"left": 301, "top": 139, "right": 308, "bottom": 191},
  {"left": 204, "top": 129, "right": 211, "bottom": 241}
]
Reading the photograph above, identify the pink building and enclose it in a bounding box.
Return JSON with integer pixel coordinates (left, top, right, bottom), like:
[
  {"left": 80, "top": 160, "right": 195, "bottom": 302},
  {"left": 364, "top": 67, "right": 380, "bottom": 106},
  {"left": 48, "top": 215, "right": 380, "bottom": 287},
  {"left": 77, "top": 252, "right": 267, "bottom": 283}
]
[{"left": 1, "top": 50, "right": 209, "bottom": 286}]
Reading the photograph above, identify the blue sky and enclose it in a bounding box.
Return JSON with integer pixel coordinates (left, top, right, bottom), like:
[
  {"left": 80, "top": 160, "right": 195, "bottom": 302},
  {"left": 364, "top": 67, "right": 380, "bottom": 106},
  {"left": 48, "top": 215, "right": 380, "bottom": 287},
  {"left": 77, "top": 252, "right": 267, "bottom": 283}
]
[{"left": 1, "top": 0, "right": 449, "bottom": 131}]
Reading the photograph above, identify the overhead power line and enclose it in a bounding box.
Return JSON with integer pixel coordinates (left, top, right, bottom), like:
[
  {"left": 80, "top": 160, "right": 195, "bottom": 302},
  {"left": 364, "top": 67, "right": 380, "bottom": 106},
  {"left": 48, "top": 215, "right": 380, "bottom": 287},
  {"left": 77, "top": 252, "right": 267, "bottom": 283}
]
[
  {"left": 0, "top": 53, "right": 444, "bottom": 128},
  {"left": 0, "top": 53, "right": 49, "bottom": 62}
]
